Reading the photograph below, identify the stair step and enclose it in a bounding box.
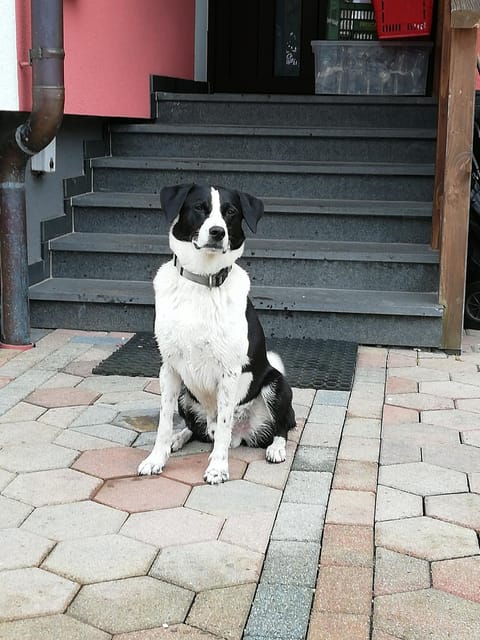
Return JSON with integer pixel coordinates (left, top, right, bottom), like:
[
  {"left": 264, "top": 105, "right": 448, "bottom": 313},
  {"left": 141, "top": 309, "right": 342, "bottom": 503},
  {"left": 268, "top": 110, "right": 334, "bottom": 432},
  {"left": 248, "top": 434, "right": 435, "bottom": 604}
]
[
  {"left": 29, "top": 277, "right": 443, "bottom": 317},
  {"left": 154, "top": 92, "right": 438, "bottom": 128},
  {"left": 110, "top": 124, "right": 436, "bottom": 163},
  {"left": 48, "top": 233, "right": 438, "bottom": 291},
  {"left": 71, "top": 193, "right": 433, "bottom": 243},
  {"left": 91, "top": 157, "right": 434, "bottom": 201}
]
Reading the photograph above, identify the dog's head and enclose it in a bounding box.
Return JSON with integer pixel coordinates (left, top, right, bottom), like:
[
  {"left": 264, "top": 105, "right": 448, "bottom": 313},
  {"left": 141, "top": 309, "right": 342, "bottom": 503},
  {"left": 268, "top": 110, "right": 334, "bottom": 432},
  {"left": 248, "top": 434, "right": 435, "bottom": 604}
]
[{"left": 160, "top": 183, "right": 264, "bottom": 271}]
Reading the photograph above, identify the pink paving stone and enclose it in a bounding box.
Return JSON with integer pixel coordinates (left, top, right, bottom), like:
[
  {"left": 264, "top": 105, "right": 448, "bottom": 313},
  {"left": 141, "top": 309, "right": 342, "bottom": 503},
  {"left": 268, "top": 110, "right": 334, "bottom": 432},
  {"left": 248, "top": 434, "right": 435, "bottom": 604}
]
[
  {"left": 94, "top": 475, "right": 190, "bottom": 512},
  {"left": 371, "top": 631, "right": 403, "bottom": 640},
  {"left": 337, "top": 436, "right": 380, "bottom": 463},
  {"left": 308, "top": 612, "right": 370, "bottom": 640},
  {"left": 228, "top": 446, "right": 266, "bottom": 463},
  {"left": 332, "top": 460, "right": 378, "bottom": 492},
  {"left": 113, "top": 626, "right": 219, "bottom": 639},
  {"left": 320, "top": 524, "right": 373, "bottom": 567},
  {"left": 326, "top": 490, "right": 376, "bottom": 526},
  {"left": 385, "top": 393, "right": 453, "bottom": 411},
  {"left": 0, "top": 376, "right": 12, "bottom": 389},
  {"left": 64, "top": 361, "right": 99, "bottom": 377},
  {"left": 387, "top": 352, "right": 418, "bottom": 368},
  {"left": 356, "top": 347, "right": 387, "bottom": 368},
  {"left": 143, "top": 380, "right": 160, "bottom": 395},
  {"left": 385, "top": 376, "right": 417, "bottom": 395},
  {"left": 26, "top": 387, "right": 101, "bottom": 408},
  {"left": 432, "top": 556, "right": 480, "bottom": 603},
  {"left": 72, "top": 447, "right": 147, "bottom": 479},
  {"left": 162, "top": 453, "right": 246, "bottom": 486},
  {"left": 382, "top": 405, "right": 419, "bottom": 425},
  {"left": 312, "top": 565, "right": 373, "bottom": 615}
]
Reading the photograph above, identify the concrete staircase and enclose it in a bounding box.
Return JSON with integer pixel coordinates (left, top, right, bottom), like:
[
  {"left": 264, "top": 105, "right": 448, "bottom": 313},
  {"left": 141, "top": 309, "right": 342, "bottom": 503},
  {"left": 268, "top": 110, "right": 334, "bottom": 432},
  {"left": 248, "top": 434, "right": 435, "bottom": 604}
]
[{"left": 29, "top": 92, "right": 443, "bottom": 347}]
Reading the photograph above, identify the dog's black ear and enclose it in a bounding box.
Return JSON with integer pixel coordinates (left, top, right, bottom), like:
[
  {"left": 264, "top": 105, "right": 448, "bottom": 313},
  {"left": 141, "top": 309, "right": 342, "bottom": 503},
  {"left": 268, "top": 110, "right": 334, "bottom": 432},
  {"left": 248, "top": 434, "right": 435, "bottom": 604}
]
[
  {"left": 238, "top": 190, "right": 264, "bottom": 233},
  {"left": 160, "top": 184, "right": 194, "bottom": 224}
]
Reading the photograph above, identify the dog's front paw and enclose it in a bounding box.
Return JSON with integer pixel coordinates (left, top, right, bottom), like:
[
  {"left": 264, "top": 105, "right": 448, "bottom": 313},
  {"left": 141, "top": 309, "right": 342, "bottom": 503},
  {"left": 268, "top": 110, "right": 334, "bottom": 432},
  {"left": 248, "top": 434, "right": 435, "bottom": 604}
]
[
  {"left": 266, "top": 436, "right": 287, "bottom": 463},
  {"left": 203, "top": 461, "right": 229, "bottom": 485},
  {"left": 138, "top": 451, "right": 169, "bottom": 476}
]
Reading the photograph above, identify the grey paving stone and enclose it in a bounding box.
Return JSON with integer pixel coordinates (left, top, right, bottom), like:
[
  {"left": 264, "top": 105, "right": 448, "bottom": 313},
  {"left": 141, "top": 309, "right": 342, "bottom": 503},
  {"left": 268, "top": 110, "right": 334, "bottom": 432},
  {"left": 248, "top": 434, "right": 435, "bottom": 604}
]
[
  {"left": 39, "top": 372, "right": 83, "bottom": 389},
  {"left": 22, "top": 500, "right": 128, "bottom": 541},
  {"left": 244, "top": 457, "right": 291, "bottom": 490},
  {"left": 0, "top": 614, "right": 110, "bottom": 640},
  {"left": 67, "top": 576, "right": 194, "bottom": 634},
  {"left": 0, "top": 443, "right": 79, "bottom": 473},
  {"left": 314, "top": 390, "right": 350, "bottom": 406},
  {"left": 54, "top": 429, "right": 120, "bottom": 451},
  {"left": 0, "top": 528, "right": 55, "bottom": 571},
  {"left": 72, "top": 423, "right": 137, "bottom": 446},
  {"left": 283, "top": 470, "right": 332, "bottom": 505},
  {"left": 382, "top": 422, "right": 461, "bottom": 446},
  {"left": 35, "top": 343, "right": 94, "bottom": 370},
  {"left": 0, "top": 402, "right": 46, "bottom": 423},
  {"left": 219, "top": 511, "right": 276, "bottom": 554},
  {"left": 186, "top": 582, "right": 257, "bottom": 640},
  {"left": 376, "top": 485, "right": 423, "bottom": 522},
  {"left": 3, "top": 468, "right": 102, "bottom": 507},
  {"left": 0, "top": 468, "right": 14, "bottom": 491},
  {"left": 343, "top": 417, "right": 382, "bottom": 438},
  {"left": 291, "top": 446, "right": 337, "bottom": 472},
  {"left": 376, "top": 516, "right": 479, "bottom": 561},
  {"left": 76, "top": 375, "right": 149, "bottom": 393},
  {"left": 186, "top": 480, "right": 281, "bottom": 518},
  {"left": 271, "top": 502, "right": 326, "bottom": 542},
  {"left": 244, "top": 583, "right": 313, "bottom": 640},
  {"left": 300, "top": 421, "right": 343, "bottom": 447},
  {"left": 38, "top": 405, "right": 91, "bottom": 428},
  {"left": 0, "top": 495, "right": 33, "bottom": 528},
  {"left": 308, "top": 404, "right": 346, "bottom": 426},
  {"left": 0, "top": 420, "right": 60, "bottom": 447},
  {"left": 423, "top": 443, "right": 480, "bottom": 473},
  {"left": 260, "top": 540, "right": 320, "bottom": 587},
  {"left": 0, "top": 567, "right": 78, "bottom": 621},
  {"left": 374, "top": 547, "right": 430, "bottom": 596},
  {"left": 42, "top": 533, "right": 157, "bottom": 584},
  {"left": 292, "top": 387, "right": 316, "bottom": 407},
  {"left": 380, "top": 439, "right": 422, "bottom": 465},
  {"left": 378, "top": 462, "right": 468, "bottom": 496},
  {"left": 71, "top": 404, "right": 119, "bottom": 427},
  {"left": 150, "top": 540, "right": 263, "bottom": 591},
  {"left": 374, "top": 588, "right": 480, "bottom": 640}
]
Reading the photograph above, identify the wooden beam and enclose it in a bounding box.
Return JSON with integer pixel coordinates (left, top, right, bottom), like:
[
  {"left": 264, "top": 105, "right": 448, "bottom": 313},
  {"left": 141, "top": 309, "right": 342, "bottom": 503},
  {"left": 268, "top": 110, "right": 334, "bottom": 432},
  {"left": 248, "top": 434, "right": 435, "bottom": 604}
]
[
  {"left": 451, "top": 0, "right": 480, "bottom": 27},
  {"left": 439, "top": 26, "right": 478, "bottom": 351}
]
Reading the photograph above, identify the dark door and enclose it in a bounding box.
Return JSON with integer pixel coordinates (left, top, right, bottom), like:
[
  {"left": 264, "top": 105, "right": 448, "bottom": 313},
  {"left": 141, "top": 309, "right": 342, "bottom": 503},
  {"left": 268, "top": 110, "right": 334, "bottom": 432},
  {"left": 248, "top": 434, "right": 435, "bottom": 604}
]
[{"left": 209, "top": 0, "right": 324, "bottom": 94}]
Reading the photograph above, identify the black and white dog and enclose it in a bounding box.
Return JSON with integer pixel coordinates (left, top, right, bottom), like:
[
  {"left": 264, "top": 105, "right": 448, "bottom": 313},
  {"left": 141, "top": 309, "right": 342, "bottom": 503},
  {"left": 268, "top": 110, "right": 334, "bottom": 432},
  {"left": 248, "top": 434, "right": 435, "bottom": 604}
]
[{"left": 138, "top": 183, "right": 296, "bottom": 484}]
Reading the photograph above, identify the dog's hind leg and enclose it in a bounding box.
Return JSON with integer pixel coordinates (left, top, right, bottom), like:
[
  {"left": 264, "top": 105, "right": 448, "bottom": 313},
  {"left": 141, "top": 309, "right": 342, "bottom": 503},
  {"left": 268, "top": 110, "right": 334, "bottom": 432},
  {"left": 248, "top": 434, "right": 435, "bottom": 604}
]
[
  {"left": 138, "top": 364, "right": 182, "bottom": 475},
  {"left": 171, "top": 427, "right": 193, "bottom": 452}
]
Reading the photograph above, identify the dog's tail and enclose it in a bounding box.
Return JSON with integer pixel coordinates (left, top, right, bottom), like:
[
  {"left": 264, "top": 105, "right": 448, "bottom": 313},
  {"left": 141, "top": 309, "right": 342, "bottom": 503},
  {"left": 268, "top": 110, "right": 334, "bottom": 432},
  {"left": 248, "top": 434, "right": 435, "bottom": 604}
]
[{"left": 267, "top": 351, "right": 285, "bottom": 375}]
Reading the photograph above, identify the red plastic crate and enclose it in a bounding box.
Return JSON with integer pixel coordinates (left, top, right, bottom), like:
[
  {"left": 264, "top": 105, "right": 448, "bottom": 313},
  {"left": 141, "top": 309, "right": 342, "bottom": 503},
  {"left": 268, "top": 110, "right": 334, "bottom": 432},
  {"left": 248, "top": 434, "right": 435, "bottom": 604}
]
[{"left": 372, "top": 0, "right": 434, "bottom": 39}]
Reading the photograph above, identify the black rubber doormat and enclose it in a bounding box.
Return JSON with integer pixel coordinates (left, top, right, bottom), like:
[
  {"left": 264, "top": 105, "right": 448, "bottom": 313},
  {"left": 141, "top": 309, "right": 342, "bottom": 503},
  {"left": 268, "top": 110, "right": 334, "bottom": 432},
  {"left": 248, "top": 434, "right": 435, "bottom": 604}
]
[{"left": 92, "top": 332, "right": 357, "bottom": 391}]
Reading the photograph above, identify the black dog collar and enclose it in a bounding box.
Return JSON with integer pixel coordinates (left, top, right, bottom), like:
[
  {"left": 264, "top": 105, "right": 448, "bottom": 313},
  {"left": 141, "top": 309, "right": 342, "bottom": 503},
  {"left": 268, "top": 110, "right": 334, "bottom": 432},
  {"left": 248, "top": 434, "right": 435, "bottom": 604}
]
[{"left": 173, "top": 255, "right": 232, "bottom": 288}]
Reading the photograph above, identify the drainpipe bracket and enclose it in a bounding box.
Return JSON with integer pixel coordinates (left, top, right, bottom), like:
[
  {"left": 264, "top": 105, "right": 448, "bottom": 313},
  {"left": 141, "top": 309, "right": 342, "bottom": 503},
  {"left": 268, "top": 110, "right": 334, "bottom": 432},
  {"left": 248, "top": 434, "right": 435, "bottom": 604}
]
[{"left": 29, "top": 47, "right": 65, "bottom": 64}]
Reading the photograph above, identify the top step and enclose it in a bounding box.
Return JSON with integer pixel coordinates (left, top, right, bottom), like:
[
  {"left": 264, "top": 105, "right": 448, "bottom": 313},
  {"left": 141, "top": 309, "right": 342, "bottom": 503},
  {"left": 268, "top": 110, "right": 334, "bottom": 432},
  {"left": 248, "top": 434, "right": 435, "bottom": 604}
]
[{"left": 154, "top": 92, "right": 438, "bottom": 129}]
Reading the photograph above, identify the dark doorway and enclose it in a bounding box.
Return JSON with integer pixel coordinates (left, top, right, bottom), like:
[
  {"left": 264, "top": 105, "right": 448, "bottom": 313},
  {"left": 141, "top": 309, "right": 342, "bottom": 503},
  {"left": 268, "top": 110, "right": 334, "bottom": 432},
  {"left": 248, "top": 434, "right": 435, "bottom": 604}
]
[{"left": 208, "top": 0, "right": 325, "bottom": 94}]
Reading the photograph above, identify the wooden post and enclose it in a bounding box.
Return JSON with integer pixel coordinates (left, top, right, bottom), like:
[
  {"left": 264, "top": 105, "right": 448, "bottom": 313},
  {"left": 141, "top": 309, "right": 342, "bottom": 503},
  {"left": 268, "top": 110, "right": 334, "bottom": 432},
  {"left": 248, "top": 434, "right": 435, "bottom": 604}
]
[{"left": 439, "top": 25, "right": 478, "bottom": 350}]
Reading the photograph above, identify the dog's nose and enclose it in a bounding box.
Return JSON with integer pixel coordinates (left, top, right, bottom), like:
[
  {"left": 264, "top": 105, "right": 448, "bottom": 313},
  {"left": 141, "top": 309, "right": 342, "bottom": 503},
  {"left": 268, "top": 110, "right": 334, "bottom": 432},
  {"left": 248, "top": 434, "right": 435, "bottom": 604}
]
[{"left": 209, "top": 226, "right": 226, "bottom": 241}]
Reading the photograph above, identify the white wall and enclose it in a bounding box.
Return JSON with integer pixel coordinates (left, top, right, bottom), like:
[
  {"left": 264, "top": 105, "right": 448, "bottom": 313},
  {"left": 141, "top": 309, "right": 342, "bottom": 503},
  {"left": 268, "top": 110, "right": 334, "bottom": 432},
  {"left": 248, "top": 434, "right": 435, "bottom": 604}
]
[{"left": 0, "top": 0, "right": 19, "bottom": 111}]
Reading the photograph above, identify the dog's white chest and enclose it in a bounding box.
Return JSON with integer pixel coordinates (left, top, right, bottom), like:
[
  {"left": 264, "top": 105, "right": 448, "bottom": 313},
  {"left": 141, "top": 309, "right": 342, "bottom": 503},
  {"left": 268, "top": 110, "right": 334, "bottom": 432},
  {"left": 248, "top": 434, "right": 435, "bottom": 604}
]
[{"left": 154, "top": 264, "right": 250, "bottom": 408}]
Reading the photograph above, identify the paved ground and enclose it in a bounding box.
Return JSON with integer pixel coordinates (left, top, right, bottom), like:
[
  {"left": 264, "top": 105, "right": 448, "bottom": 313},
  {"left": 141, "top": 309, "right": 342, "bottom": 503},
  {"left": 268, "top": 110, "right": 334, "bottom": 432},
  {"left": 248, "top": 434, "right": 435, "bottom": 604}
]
[{"left": 0, "top": 328, "right": 479, "bottom": 639}]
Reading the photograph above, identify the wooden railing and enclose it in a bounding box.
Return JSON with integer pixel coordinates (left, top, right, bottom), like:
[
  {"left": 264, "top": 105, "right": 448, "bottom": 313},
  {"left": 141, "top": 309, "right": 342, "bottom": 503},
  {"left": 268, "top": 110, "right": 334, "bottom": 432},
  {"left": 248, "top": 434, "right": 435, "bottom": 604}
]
[{"left": 432, "top": 0, "right": 480, "bottom": 351}]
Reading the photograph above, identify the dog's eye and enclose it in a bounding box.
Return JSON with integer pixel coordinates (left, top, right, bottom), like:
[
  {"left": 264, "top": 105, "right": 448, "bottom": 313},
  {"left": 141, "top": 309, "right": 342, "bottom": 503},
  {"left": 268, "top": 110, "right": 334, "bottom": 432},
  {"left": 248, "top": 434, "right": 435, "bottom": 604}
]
[
  {"left": 224, "top": 207, "right": 237, "bottom": 218},
  {"left": 194, "top": 203, "right": 204, "bottom": 212}
]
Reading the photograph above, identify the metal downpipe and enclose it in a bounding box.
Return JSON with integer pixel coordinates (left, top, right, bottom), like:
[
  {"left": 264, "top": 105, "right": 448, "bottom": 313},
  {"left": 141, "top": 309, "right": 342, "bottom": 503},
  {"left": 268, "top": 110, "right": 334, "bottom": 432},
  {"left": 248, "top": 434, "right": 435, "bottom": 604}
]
[{"left": 0, "top": 0, "right": 64, "bottom": 348}]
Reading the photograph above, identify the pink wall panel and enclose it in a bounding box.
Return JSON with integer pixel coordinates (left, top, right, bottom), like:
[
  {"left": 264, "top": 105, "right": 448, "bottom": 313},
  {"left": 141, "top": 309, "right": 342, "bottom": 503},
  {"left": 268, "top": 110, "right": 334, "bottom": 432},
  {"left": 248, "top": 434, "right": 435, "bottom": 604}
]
[{"left": 16, "top": 0, "right": 195, "bottom": 118}]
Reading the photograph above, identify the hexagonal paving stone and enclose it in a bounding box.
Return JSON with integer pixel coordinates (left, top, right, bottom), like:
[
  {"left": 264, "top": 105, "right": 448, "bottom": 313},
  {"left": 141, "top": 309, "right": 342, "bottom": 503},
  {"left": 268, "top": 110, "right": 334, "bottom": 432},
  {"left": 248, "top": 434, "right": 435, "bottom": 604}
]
[
  {"left": 0, "top": 528, "right": 55, "bottom": 571},
  {"left": 67, "top": 576, "right": 193, "bottom": 634},
  {"left": 374, "top": 588, "right": 480, "bottom": 640},
  {"left": 423, "top": 444, "right": 480, "bottom": 473},
  {"left": 42, "top": 533, "right": 157, "bottom": 583},
  {"left": 162, "top": 452, "right": 246, "bottom": 486},
  {"left": 462, "top": 430, "right": 480, "bottom": 446},
  {"left": 425, "top": 493, "right": 480, "bottom": 530},
  {"left": 186, "top": 479, "right": 281, "bottom": 518},
  {"left": 26, "top": 387, "right": 101, "bottom": 408},
  {"left": 0, "top": 567, "right": 78, "bottom": 621},
  {"left": 220, "top": 511, "right": 276, "bottom": 554},
  {"left": 419, "top": 380, "right": 480, "bottom": 399},
  {"left": 0, "top": 421, "right": 60, "bottom": 447},
  {"left": 374, "top": 548, "right": 430, "bottom": 596},
  {"left": 376, "top": 516, "right": 479, "bottom": 561},
  {"left": 432, "top": 556, "right": 480, "bottom": 603},
  {"left": 113, "top": 406, "right": 159, "bottom": 431},
  {"left": 0, "top": 468, "right": 14, "bottom": 491},
  {"left": 386, "top": 367, "right": 449, "bottom": 382},
  {"left": 72, "top": 447, "right": 147, "bottom": 479},
  {"left": 375, "top": 485, "right": 423, "bottom": 522},
  {"left": 378, "top": 462, "right": 467, "bottom": 496},
  {"left": 381, "top": 421, "right": 460, "bottom": 446},
  {"left": 150, "top": 540, "right": 263, "bottom": 591},
  {"left": 385, "top": 393, "right": 453, "bottom": 411},
  {"left": 22, "top": 500, "right": 128, "bottom": 541},
  {"left": 420, "top": 409, "right": 480, "bottom": 430},
  {"left": 120, "top": 506, "right": 223, "bottom": 548},
  {"left": 94, "top": 475, "right": 190, "bottom": 512},
  {"left": 112, "top": 624, "right": 218, "bottom": 639},
  {"left": 0, "top": 495, "right": 32, "bottom": 528},
  {"left": 0, "top": 614, "right": 110, "bottom": 640},
  {"left": 0, "top": 443, "right": 79, "bottom": 473},
  {"left": 3, "top": 468, "right": 102, "bottom": 506}
]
